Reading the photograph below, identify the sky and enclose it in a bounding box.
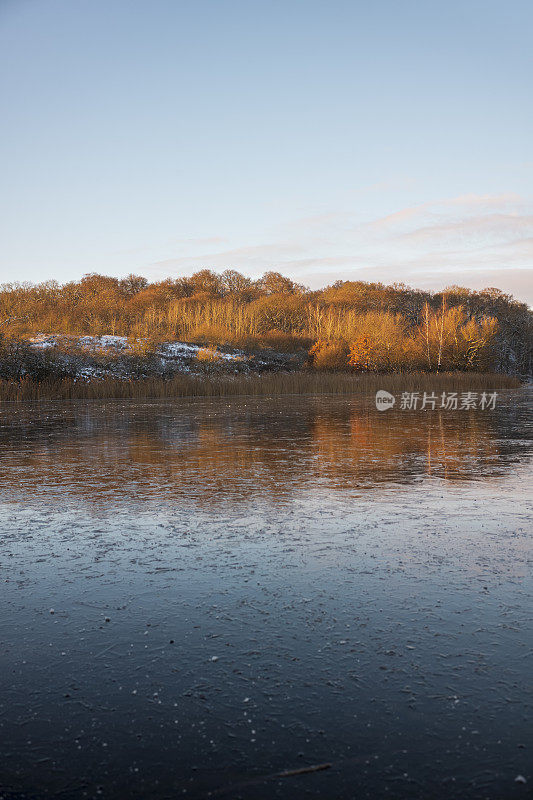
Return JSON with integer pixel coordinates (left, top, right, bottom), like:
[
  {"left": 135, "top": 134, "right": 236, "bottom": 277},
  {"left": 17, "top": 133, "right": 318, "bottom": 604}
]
[{"left": 0, "top": 0, "right": 532, "bottom": 303}]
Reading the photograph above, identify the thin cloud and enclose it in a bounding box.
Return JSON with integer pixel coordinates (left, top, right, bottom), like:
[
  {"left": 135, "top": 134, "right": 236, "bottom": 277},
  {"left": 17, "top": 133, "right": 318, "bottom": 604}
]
[
  {"left": 143, "top": 192, "right": 533, "bottom": 305},
  {"left": 445, "top": 192, "right": 524, "bottom": 207},
  {"left": 395, "top": 213, "right": 533, "bottom": 247}
]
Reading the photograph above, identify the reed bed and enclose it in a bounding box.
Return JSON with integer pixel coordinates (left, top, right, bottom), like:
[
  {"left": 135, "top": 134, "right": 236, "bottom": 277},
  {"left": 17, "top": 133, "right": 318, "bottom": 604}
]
[{"left": 0, "top": 372, "right": 522, "bottom": 403}]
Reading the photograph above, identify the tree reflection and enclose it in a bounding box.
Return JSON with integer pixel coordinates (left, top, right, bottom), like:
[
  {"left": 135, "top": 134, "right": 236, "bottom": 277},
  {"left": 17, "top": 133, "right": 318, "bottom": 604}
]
[{"left": 0, "top": 394, "right": 530, "bottom": 508}]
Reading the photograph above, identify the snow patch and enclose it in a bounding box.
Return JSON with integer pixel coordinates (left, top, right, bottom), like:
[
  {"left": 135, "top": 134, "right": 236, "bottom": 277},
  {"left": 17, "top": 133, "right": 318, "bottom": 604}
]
[{"left": 78, "top": 335, "right": 128, "bottom": 350}]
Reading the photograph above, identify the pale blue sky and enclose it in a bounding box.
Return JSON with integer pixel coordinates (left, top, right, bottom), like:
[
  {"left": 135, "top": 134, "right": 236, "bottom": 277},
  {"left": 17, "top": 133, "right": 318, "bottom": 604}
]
[{"left": 1, "top": 0, "right": 532, "bottom": 302}]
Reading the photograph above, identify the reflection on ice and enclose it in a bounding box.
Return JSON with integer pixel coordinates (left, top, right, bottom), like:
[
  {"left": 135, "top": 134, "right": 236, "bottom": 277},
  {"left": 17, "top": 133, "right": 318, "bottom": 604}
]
[{"left": 0, "top": 392, "right": 530, "bottom": 508}]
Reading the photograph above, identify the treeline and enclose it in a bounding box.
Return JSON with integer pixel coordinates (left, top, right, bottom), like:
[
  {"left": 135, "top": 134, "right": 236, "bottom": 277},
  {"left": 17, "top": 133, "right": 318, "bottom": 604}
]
[{"left": 0, "top": 270, "right": 531, "bottom": 374}]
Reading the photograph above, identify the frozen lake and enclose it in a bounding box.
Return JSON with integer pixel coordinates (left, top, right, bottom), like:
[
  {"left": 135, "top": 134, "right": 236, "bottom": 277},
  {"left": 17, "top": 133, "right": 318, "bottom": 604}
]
[{"left": 0, "top": 390, "right": 531, "bottom": 799}]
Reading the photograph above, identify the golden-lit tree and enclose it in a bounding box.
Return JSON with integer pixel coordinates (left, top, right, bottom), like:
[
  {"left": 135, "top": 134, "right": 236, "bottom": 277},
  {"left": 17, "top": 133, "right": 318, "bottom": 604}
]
[{"left": 0, "top": 272, "right": 529, "bottom": 374}]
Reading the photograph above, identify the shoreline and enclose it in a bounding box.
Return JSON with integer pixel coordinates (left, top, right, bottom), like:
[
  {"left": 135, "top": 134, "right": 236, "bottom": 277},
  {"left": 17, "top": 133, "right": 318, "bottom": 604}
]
[{"left": 0, "top": 371, "right": 523, "bottom": 403}]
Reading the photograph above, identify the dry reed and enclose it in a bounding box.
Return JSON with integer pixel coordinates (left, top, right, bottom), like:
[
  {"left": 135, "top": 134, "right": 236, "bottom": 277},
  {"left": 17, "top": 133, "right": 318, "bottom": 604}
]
[{"left": 0, "top": 372, "right": 522, "bottom": 403}]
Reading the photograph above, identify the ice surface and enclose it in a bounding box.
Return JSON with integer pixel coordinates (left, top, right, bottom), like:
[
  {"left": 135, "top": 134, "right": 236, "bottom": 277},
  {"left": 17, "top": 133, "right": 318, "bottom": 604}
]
[{"left": 0, "top": 392, "right": 531, "bottom": 799}]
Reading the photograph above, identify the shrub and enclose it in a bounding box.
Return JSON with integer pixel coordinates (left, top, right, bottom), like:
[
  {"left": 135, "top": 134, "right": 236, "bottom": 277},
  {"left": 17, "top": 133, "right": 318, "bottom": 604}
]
[
  {"left": 310, "top": 339, "right": 350, "bottom": 370},
  {"left": 348, "top": 336, "right": 378, "bottom": 371},
  {"left": 197, "top": 346, "right": 222, "bottom": 362}
]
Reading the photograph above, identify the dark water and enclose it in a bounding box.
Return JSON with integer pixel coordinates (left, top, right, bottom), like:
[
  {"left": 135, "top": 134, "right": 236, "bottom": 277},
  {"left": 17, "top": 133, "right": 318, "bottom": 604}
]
[{"left": 0, "top": 391, "right": 531, "bottom": 799}]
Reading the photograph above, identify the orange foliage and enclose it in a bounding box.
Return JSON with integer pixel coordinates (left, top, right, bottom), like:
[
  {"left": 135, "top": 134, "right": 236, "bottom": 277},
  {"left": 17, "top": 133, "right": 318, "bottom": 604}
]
[{"left": 348, "top": 336, "right": 378, "bottom": 371}]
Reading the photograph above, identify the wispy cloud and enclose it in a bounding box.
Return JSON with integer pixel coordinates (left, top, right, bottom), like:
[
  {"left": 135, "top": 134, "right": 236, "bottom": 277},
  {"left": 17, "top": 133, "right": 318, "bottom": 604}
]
[
  {"left": 144, "top": 193, "right": 533, "bottom": 304},
  {"left": 395, "top": 213, "right": 533, "bottom": 248},
  {"left": 444, "top": 192, "right": 524, "bottom": 207}
]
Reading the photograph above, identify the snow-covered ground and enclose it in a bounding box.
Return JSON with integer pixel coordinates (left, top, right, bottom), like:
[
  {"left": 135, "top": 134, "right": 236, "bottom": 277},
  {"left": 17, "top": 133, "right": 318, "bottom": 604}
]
[
  {"left": 24, "top": 334, "right": 266, "bottom": 379},
  {"left": 29, "top": 334, "right": 245, "bottom": 361},
  {"left": 30, "top": 334, "right": 130, "bottom": 352},
  {"left": 21, "top": 334, "right": 303, "bottom": 380},
  {"left": 158, "top": 341, "right": 244, "bottom": 361},
  {"left": 78, "top": 335, "right": 129, "bottom": 350}
]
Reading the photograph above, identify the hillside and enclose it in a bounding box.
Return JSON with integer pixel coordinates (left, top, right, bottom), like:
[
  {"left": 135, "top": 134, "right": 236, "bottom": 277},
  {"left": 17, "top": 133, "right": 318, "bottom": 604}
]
[{"left": 1, "top": 270, "right": 531, "bottom": 376}]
